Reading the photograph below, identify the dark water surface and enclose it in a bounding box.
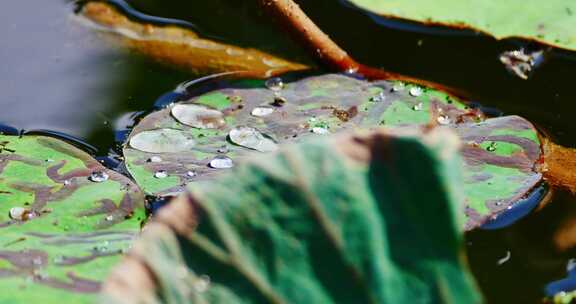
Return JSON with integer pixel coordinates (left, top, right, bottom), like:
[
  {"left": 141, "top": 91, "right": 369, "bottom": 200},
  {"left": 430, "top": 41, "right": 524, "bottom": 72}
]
[{"left": 2, "top": 0, "right": 576, "bottom": 303}]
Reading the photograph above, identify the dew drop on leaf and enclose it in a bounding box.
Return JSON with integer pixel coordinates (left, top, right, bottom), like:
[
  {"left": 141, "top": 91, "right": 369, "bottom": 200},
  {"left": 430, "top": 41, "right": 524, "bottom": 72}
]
[
  {"left": 154, "top": 170, "right": 169, "bottom": 179},
  {"left": 370, "top": 91, "right": 386, "bottom": 102},
  {"left": 89, "top": 171, "right": 109, "bottom": 183},
  {"left": 437, "top": 115, "right": 451, "bottom": 125},
  {"left": 171, "top": 104, "right": 226, "bottom": 129},
  {"left": 311, "top": 127, "right": 330, "bottom": 135},
  {"left": 147, "top": 156, "right": 162, "bottom": 163},
  {"left": 265, "top": 77, "right": 284, "bottom": 92},
  {"left": 209, "top": 156, "right": 234, "bottom": 169},
  {"left": 412, "top": 102, "right": 423, "bottom": 111},
  {"left": 409, "top": 87, "right": 423, "bottom": 97},
  {"left": 229, "top": 127, "right": 278, "bottom": 152},
  {"left": 251, "top": 107, "right": 274, "bottom": 117},
  {"left": 130, "top": 129, "right": 197, "bottom": 153}
]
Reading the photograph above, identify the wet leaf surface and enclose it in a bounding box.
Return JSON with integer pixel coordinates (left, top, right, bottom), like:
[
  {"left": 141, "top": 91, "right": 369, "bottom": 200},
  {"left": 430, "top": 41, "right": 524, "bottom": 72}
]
[
  {"left": 345, "top": 0, "right": 576, "bottom": 51},
  {"left": 124, "top": 73, "right": 543, "bottom": 230},
  {"left": 0, "top": 135, "right": 145, "bottom": 303},
  {"left": 104, "top": 128, "right": 481, "bottom": 303}
]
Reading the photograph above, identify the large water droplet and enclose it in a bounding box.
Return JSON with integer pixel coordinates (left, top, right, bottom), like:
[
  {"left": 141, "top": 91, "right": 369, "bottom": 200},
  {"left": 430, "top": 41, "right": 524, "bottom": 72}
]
[
  {"left": 154, "top": 170, "right": 169, "bottom": 179},
  {"left": 251, "top": 107, "right": 274, "bottom": 117},
  {"left": 391, "top": 83, "right": 405, "bottom": 92},
  {"left": 370, "top": 91, "right": 386, "bottom": 102},
  {"left": 209, "top": 156, "right": 234, "bottom": 169},
  {"left": 171, "top": 104, "right": 226, "bottom": 129},
  {"left": 265, "top": 77, "right": 284, "bottom": 92},
  {"left": 147, "top": 156, "right": 163, "bottom": 163},
  {"left": 229, "top": 127, "right": 278, "bottom": 152},
  {"left": 186, "top": 171, "right": 197, "bottom": 178},
  {"left": 89, "top": 171, "right": 109, "bottom": 183},
  {"left": 311, "top": 127, "right": 330, "bottom": 135},
  {"left": 130, "top": 129, "right": 196, "bottom": 153},
  {"left": 409, "top": 87, "right": 423, "bottom": 97},
  {"left": 9, "top": 207, "right": 35, "bottom": 221}
]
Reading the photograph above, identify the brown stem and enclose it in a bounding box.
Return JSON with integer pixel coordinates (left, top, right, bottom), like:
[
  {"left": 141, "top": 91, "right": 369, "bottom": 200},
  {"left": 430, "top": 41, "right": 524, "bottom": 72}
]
[
  {"left": 259, "top": 0, "right": 466, "bottom": 95},
  {"left": 541, "top": 139, "right": 576, "bottom": 193}
]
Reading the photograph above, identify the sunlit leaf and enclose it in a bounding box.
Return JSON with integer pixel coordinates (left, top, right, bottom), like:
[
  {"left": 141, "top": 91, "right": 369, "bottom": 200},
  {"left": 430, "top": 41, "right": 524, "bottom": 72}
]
[
  {"left": 124, "top": 73, "right": 543, "bottom": 230},
  {"left": 0, "top": 135, "right": 145, "bottom": 303}
]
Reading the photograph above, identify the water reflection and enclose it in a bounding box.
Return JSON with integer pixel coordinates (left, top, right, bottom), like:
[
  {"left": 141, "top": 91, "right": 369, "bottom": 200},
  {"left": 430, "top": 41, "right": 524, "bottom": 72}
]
[{"left": 0, "top": 0, "right": 191, "bottom": 152}]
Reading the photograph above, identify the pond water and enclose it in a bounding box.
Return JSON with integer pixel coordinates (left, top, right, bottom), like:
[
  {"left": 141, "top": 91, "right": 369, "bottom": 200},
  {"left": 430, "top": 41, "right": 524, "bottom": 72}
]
[{"left": 2, "top": 0, "right": 576, "bottom": 303}]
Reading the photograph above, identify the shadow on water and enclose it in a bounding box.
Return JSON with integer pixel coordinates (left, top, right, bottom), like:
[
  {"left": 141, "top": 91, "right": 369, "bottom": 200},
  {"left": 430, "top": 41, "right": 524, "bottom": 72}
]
[{"left": 3, "top": 0, "right": 576, "bottom": 303}]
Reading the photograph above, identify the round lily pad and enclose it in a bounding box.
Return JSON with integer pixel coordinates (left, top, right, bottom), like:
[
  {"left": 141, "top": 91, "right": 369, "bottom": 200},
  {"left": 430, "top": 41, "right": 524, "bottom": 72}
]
[
  {"left": 0, "top": 135, "right": 145, "bottom": 303},
  {"left": 124, "top": 73, "right": 542, "bottom": 230}
]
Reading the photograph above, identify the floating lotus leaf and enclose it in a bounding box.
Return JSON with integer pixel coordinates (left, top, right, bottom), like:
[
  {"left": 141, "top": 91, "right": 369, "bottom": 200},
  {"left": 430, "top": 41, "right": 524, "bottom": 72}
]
[
  {"left": 124, "top": 73, "right": 542, "bottom": 230},
  {"left": 0, "top": 135, "right": 145, "bottom": 303},
  {"left": 345, "top": 0, "right": 576, "bottom": 51},
  {"left": 104, "top": 128, "right": 481, "bottom": 303}
]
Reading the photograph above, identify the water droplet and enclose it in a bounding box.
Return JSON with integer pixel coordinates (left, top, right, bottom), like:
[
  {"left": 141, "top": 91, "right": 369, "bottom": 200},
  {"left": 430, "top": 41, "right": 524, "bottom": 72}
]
[
  {"left": 391, "top": 83, "right": 405, "bottom": 92},
  {"left": 45, "top": 159, "right": 54, "bottom": 163},
  {"left": 270, "top": 94, "right": 287, "bottom": 107},
  {"left": 147, "top": 156, "right": 162, "bottom": 163},
  {"left": 437, "top": 115, "right": 451, "bottom": 125},
  {"left": 154, "top": 170, "right": 169, "bottom": 179},
  {"left": 209, "top": 156, "right": 234, "bottom": 169},
  {"left": 130, "top": 129, "right": 197, "bottom": 153},
  {"left": 105, "top": 215, "right": 114, "bottom": 221},
  {"left": 311, "top": 127, "right": 330, "bottom": 135},
  {"left": 89, "top": 171, "right": 109, "bottom": 183},
  {"left": 186, "top": 171, "right": 197, "bottom": 178},
  {"left": 171, "top": 104, "right": 226, "bottom": 129},
  {"left": 251, "top": 107, "right": 274, "bottom": 117},
  {"left": 229, "top": 127, "right": 278, "bottom": 152},
  {"left": 486, "top": 142, "right": 497, "bottom": 152},
  {"left": 9, "top": 207, "right": 34, "bottom": 221},
  {"left": 265, "top": 77, "right": 284, "bottom": 92},
  {"left": 412, "top": 102, "right": 423, "bottom": 111},
  {"left": 63, "top": 180, "right": 72, "bottom": 186},
  {"left": 409, "top": 87, "right": 423, "bottom": 97},
  {"left": 194, "top": 275, "right": 211, "bottom": 293},
  {"left": 217, "top": 146, "right": 229, "bottom": 154},
  {"left": 370, "top": 91, "right": 386, "bottom": 102}
]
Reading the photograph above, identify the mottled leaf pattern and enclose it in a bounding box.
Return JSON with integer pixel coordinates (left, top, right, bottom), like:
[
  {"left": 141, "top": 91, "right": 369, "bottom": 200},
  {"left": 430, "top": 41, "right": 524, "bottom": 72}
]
[
  {"left": 124, "top": 74, "right": 542, "bottom": 230},
  {"left": 0, "top": 135, "right": 145, "bottom": 303}
]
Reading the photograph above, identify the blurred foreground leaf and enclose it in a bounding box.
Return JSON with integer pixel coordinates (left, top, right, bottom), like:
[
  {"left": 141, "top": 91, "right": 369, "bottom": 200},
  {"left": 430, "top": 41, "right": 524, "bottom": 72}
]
[{"left": 103, "top": 128, "right": 481, "bottom": 303}]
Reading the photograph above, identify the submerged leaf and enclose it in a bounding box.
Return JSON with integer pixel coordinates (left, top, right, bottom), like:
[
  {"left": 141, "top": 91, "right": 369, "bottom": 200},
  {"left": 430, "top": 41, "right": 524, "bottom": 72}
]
[
  {"left": 104, "top": 128, "right": 481, "bottom": 303},
  {"left": 0, "top": 135, "right": 145, "bottom": 303},
  {"left": 124, "top": 73, "right": 543, "bottom": 230},
  {"left": 76, "top": 1, "right": 311, "bottom": 77},
  {"left": 346, "top": 0, "right": 576, "bottom": 52}
]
